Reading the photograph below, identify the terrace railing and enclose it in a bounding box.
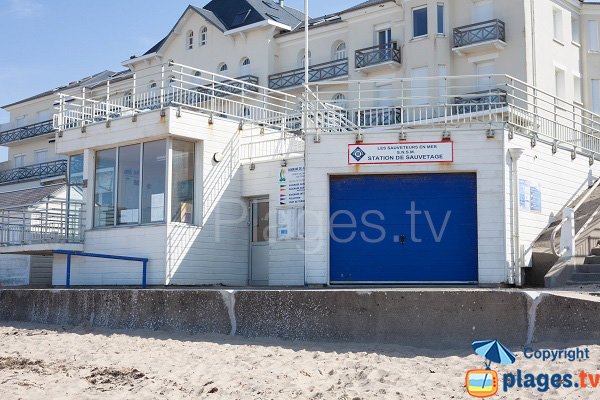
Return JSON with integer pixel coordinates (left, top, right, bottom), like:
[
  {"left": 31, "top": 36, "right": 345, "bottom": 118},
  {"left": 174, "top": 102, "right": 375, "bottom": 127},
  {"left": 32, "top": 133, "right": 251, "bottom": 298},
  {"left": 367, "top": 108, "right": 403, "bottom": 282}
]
[
  {"left": 54, "top": 62, "right": 296, "bottom": 132},
  {"left": 0, "top": 160, "right": 67, "bottom": 185},
  {"left": 0, "top": 120, "right": 56, "bottom": 145},
  {"left": 355, "top": 42, "right": 401, "bottom": 69},
  {"left": 268, "top": 59, "right": 348, "bottom": 90},
  {"left": 453, "top": 19, "right": 506, "bottom": 48},
  {"left": 0, "top": 200, "right": 84, "bottom": 246}
]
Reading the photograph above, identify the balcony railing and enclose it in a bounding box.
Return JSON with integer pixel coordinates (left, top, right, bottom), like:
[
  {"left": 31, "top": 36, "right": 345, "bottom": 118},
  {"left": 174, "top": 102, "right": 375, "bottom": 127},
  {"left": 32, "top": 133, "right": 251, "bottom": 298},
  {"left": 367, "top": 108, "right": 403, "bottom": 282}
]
[
  {"left": 0, "top": 200, "right": 84, "bottom": 247},
  {"left": 197, "top": 75, "right": 259, "bottom": 97},
  {"left": 0, "top": 120, "right": 56, "bottom": 145},
  {"left": 355, "top": 42, "right": 401, "bottom": 69},
  {"left": 268, "top": 59, "right": 349, "bottom": 90},
  {"left": 453, "top": 19, "right": 506, "bottom": 48},
  {"left": 0, "top": 160, "right": 67, "bottom": 185}
]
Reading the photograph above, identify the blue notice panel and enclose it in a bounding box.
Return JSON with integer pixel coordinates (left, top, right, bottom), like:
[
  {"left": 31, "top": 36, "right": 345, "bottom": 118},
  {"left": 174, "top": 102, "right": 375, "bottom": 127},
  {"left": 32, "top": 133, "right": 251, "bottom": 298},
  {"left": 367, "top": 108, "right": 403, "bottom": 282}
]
[{"left": 330, "top": 173, "right": 478, "bottom": 283}]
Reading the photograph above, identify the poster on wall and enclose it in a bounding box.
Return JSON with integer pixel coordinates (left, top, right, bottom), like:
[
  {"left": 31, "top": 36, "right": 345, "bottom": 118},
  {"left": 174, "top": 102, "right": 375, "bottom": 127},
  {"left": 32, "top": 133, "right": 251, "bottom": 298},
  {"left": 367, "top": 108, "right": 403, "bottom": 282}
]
[
  {"left": 519, "top": 179, "right": 542, "bottom": 212},
  {"left": 279, "top": 166, "right": 305, "bottom": 205},
  {"left": 277, "top": 208, "right": 305, "bottom": 241}
]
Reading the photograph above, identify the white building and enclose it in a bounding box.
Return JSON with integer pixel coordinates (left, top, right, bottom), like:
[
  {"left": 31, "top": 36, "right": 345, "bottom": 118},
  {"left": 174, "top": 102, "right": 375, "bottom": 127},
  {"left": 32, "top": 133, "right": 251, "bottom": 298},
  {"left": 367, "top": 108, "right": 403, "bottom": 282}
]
[{"left": 1, "top": 0, "right": 600, "bottom": 287}]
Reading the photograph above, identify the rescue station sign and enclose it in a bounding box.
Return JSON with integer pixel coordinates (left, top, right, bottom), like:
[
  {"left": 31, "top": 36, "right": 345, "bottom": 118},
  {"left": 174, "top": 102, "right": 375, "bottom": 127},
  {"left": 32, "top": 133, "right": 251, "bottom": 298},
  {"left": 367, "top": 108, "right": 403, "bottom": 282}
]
[{"left": 348, "top": 141, "right": 454, "bottom": 165}]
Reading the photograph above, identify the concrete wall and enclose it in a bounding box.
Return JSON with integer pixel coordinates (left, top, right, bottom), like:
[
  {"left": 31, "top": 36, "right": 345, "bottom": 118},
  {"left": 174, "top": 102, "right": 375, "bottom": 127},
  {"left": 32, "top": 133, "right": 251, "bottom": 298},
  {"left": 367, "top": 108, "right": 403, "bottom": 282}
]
[
  {"left": 1, "top": 289, "right": 599, "bottom": 348},
  {"left": 0, "top": 256, "right": 30, "bottom": 287}
]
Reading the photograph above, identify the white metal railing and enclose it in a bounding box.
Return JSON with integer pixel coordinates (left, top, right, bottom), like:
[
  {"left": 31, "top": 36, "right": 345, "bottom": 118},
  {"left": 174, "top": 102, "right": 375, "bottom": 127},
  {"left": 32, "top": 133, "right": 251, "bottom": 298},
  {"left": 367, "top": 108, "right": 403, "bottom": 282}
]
[
  {"left": 304, "top": 75, "right": 600, "bottom": 156},
  {"left": 0, "top": 200, "right": 85, "bottom": 247},
  {"left": 53, "top": 61, "right": 297, "bottom": 132},
  {"left": 240, "top": 132, "right": 305, "bottom": 161}
]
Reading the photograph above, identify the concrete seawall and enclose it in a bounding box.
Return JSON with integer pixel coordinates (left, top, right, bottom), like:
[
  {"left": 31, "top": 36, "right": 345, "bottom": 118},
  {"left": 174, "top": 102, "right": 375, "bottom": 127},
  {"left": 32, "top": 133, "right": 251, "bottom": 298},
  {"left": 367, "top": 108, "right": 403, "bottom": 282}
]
[{"left": 0, "top": 289, "right": 598, "bottom": 348}]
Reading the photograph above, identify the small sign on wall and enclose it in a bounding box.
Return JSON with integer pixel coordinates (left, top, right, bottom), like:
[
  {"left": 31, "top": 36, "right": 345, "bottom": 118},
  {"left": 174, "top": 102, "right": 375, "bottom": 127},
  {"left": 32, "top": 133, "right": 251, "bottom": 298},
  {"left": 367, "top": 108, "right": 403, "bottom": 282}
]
[
  {"left": 277, "top": 208, "right": 304, "bottom": 241},
  {"left": 279, "top": 166, "right": 305, "bottom": 205},
  {"left": 519, "top": 179, "right": 542, "bottom": 212},
  {"left": 348, "top": 141, "right": 454, "bottom": 165}
]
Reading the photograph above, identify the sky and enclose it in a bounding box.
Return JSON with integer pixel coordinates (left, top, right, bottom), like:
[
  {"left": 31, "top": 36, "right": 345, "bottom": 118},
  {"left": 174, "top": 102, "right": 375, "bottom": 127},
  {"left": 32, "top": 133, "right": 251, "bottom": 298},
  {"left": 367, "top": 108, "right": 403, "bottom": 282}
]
[{"left": 0, "top": 0, "right": 353, "bottom": 124}]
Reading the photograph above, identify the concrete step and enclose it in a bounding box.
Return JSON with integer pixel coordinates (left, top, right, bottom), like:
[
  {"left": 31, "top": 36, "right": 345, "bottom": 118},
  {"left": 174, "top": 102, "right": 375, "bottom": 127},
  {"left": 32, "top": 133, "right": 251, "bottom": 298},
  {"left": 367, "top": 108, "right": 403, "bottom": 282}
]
[
  {"left": 584, "top": 256, "right": 600, "bottom": 264},
  {"left": 576, "top": 264, "right": 600, "bottom": 273},
  {"left": 590, "top": 248, "right": 600, "bottom": 256},
  {"left": 568, "top": 272, "right": 600, "bottom": 283}
]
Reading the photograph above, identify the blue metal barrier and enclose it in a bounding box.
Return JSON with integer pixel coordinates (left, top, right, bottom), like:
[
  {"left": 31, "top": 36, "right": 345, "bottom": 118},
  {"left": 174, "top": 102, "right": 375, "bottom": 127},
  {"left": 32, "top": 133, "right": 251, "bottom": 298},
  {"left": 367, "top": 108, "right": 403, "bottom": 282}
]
[{"left": 54, "top": 250, "right": 149, "bottom": 288}]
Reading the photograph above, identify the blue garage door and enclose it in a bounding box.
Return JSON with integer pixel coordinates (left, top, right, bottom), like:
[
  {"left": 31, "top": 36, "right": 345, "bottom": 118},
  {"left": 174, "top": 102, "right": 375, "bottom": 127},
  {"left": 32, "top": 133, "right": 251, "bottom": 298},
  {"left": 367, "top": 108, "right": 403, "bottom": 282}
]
[{"left": 330, "top": 173, "right": 478, "bottom": 283}]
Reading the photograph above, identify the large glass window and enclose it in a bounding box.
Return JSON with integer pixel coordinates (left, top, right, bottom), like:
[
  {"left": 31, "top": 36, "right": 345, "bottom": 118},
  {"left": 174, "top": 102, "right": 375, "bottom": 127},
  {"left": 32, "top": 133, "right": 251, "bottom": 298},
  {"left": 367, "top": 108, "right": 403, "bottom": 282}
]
[
  {"left": 142, "top": 140, "right": 166, "bottom": 224},
  {"left": 171, "top": 140, "right": 195, "bottom": 224},
  {"left": 94, "top": 149, "right": 116, "bottom": 227},
  {"left": 68, "top": 154, "right": 84, "bottom": 203},
  {"left": 413, "top": 6, "right": 428, "bottom": 38},
  {"left": 117, "top": 144, "right": 141, "bottom": 225}
]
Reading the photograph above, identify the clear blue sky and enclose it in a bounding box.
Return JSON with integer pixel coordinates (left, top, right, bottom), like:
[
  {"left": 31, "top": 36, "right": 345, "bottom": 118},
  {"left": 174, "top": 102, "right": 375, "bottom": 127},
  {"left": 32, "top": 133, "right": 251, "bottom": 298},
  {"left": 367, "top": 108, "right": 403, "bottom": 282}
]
[{"left": 0, "top": 0, "right": 352, "bottom": 124}]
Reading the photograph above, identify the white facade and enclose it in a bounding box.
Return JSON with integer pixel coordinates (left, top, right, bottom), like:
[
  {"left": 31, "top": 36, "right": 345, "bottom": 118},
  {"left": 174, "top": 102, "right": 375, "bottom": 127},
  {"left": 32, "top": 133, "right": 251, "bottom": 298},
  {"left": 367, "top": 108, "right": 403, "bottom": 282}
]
[{"left": 2, "top": 0, "right": 600, "bottom": 287}]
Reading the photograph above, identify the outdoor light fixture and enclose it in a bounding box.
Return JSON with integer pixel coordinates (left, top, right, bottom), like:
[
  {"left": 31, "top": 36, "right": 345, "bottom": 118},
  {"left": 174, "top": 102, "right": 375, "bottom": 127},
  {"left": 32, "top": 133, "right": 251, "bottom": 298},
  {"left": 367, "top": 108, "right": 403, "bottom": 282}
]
[
  {"left": 508, "top": 125, "right": 514, "bottom": 140},
  {"left": 486, "top": 129, "right": 495, "bottom": 139},
  {"left": 238, "top": 121, "right": 243, "bottom": 130},
  {"left": 355, "top": 132, "right": 363, "bottom": 143},
  {"left": 399, "top": 132, "right": 407, "bottom": 141},
  {"left": 590, "top": 155, "right": 595, "bottom": 166},
  {"left": 530, "top": 134, "right": 537, "bottom": 148},
  {"left": 213, "top": 152, "right": 224, "bottom": 163},
  {"left": 132, "top": 113, "right": 138, "bottom": 122},
  {"left": 208, "top": 114, "right": 213, "bottom": 125},
  {"left": 572, "top": 148, "right": 577, "bottom": 160},
  {"left": 176, "top": 107, "right": 182, "bottom": 118},
  {"left": 260, "top": 127, "right": 265, "bottom": 135},
  {"left": 442, "top": 131, "right": 451, "bottom": 140},
  {"left": 249, "top": 162, "right": 256, "bottom": 170},
  {"left": 552, "top": 140, "right": 558, "bottom": 154},
  {"left": 81, "top": 125, "right": 86, "bottom": 134},
  {"left": 314, "top": 134, "right": 321, "bottom": 143},
  {"left": 281, "top": 159, "right": 287, "bottom": 167}
]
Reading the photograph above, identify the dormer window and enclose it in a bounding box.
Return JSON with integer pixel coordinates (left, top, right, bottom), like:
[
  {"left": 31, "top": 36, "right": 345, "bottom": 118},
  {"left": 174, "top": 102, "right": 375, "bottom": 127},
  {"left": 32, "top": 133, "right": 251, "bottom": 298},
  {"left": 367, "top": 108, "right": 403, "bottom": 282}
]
[
  {"left": 200, "top": 27, "right": 208, "bottom": 46},
  {"left": 219, "top": 63, "right": 229, "bottom": 75},
  {"left": 186, "top": 30, "right": 194, "bottom": 50}
]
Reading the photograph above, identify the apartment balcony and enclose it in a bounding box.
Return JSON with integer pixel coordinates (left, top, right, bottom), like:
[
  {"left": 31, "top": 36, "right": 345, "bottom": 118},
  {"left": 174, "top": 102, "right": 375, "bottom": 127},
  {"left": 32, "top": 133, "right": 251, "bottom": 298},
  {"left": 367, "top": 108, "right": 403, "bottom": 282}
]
[
  {"left": 355, "top": 42, "right": 401, "bottom": 72},
  {"left": 197, "top": 75, "right": 259, "bottom": 97},
  {"left": 0, "top": 160, "right": 67, "bottom": 186},
  {"left": 0, "top": 120, "right": 56, "bottom": 146},
  {"left": 268, "top": 59, "right": 349, "bottom": 90},
  {"left": 453, "top": 19, "right": 506, "bottom": 56}
]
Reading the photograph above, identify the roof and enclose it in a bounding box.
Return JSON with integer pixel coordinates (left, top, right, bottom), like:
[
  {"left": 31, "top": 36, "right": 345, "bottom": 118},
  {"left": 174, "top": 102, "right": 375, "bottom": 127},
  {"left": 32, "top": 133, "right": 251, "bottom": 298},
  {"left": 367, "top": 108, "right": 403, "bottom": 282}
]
[
  {"left": 142, "top": 1, "right": 305, "bottom": 56},
  {"left": 0, "top": 185, "right": 65, "bottom": 210},
  {"left": 2, "top": 69, "right": 133, "bottom": 109}
]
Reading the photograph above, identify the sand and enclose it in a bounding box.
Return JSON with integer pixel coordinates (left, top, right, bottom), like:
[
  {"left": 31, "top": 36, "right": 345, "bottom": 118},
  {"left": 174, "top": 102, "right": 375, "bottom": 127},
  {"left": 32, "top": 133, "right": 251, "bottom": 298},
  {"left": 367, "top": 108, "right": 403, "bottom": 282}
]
[{"left": 0, "top": 323, "right": 598, "bottom": 399}]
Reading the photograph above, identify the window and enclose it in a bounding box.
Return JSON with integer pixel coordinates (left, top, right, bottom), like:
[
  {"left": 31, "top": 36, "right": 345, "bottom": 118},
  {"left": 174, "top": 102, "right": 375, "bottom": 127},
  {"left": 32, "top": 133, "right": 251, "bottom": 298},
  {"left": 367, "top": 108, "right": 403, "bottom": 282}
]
[
  {"left": 186, "top": 30, "right": 194, "bottom": 50},
  {"left": 593, "top": 80, "right": 600, "bottom": 114},
  {"left": 411, "top": 66, "right": 429, "bottom": 105},
  {"left": 335, "top": 42, "right": 347, "bottom": 60},
  {"left": 553, "top": 8, "right": 563, "bottom": 43},
  {"left": 300, "top": 50, "right": 312, "bottom": 67},
  {"left": 142, "top": 140, "right": 166, "bottom": 224},
  {"left": 14, "top": 154, "right": 25, "bottom": 168},
  {"left": 574, "top": 74, "right": 582, "bottom": 103},
  {"left": 437, "top": 3, "right": 444, "bottom": 34},
  {"left": 68, "top": 154, "right": 84, "bottom": 204},
  {"left": 171, "top": 140, "right": 195, "bottom": 224},
  {"left": 149, "top": 81, "right": 157, "bottom": 89},
  {"left": 94, "top": 142, "right": 170, "bottom": 227},
  {"left": 219, "top": 63, "right": 228, "bottom": 74},
  {"left": 94, "top": 148, "right": 117, "bottom": 227},
  {"left": 590, "top": 21, "right": 600, "bottom": 52},
  {"left": 34, "top": 149, "right": 47, "bottom": 164},
  {"left": 472, "top": 0, "right": 493, "bottom": 23},
  {"left": 572, "top": 15, "right": 580, "bottom": 44},
  {"left": 117, "top": 144, "right": 141, "bottom": 225},
  {"left": 378, "top": 29, "right": 392, "bottom": 47},
  {"left": 332, "top": 93, "right": 347, "bottom": 108},
  {"left": 15, "top": 116, "right": 26, "bottom": 128},
  {"left": 555, "top": 68, "right": 566, "bottom": 98},
  {"left": 476, "top": 61, "right": 496, "bottom": 89},
  {"left": 413, "top": 6, "right": 428, "bottom": 38},
  {"left": 240, "top": 57, "right": 251, "bottom": 75},
  {"left": 200, "top": 26, "right": 208, "bottom": 46}
]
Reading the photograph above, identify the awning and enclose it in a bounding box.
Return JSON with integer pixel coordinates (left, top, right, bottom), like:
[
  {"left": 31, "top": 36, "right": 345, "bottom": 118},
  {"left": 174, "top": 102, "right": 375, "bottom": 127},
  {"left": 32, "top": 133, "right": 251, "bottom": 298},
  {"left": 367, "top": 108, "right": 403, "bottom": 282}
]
[{"left": 0, "top": 184, "right": 66, "bottom": 209}]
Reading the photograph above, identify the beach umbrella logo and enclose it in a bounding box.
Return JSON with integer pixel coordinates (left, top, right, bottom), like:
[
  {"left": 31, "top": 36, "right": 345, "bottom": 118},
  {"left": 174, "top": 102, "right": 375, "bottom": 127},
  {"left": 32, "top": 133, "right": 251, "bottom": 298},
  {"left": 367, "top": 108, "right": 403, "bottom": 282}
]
[{"left": 465, "top": 340, "right": 516, "bottom": 398}]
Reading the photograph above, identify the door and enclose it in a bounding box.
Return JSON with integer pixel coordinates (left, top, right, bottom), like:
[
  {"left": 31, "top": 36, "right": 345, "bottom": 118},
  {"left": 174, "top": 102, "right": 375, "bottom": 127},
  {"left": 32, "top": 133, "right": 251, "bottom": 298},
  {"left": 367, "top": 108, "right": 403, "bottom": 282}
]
[
  {"left": 329, "top": 173, "right": 478, "bottom": 284},
  {"left": 250, "top": 198, "right": 269, "bottom": 285},
  {"left": 476, "top": 61, "right": 496, "bottom": 90}
]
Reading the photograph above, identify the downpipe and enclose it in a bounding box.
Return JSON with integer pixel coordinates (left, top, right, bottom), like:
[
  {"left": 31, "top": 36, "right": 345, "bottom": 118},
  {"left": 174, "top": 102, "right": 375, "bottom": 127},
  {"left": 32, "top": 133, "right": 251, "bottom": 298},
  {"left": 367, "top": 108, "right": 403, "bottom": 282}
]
[{"left": 509, "top": 148, "right": 525, "bottom": 286}]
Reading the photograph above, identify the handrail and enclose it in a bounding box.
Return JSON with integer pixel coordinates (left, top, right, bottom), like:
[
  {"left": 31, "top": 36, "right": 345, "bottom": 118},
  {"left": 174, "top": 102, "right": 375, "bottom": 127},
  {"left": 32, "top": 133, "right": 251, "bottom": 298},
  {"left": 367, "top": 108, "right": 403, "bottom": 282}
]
[
  {"left": 551, "top": 177, "right": 600, "bottom": 257},
  {"left": 54, "top": 250, "right": 149, "bottom": 288}
]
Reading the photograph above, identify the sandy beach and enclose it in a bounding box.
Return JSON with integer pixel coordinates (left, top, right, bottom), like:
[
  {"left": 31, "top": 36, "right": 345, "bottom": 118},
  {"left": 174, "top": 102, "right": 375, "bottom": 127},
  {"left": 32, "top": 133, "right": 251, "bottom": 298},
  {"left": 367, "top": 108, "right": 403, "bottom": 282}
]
[{"left": 0, "top": 323, "right": 597, "bottom": 399}]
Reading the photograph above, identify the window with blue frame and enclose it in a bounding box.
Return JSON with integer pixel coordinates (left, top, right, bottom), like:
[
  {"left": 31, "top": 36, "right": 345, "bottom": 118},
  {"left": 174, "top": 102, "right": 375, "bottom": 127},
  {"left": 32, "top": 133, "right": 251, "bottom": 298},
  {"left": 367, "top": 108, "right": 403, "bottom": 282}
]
[{"left": 413, "top": 6, "right": 428, "bottom": 38}]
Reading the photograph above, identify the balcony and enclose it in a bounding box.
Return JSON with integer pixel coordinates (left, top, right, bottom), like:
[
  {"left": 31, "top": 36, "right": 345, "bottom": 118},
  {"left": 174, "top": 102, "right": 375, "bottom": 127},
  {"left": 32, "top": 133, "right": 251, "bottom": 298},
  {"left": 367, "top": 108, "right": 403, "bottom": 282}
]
[
  {"left": 268, "top": 59, "right": 349, "bottom": 90},
  {"left": 0, "top": 120, "right": 56, "bottom": 145},
  {"left": 197, "top": 75, "right": 259, "bottom": 97},
  {"left": 355, "top": 42, "right": 401, "bottom": 71},
  {"left": 453, "top": 19, "right": 506, "bottom": 55},
  {"left": 355, "top": 107, "right": 403, "bottom": 127},
  {"left": 0, "top": 199, "right": 84, "bottom": 251},
  {"left": 0, "top": 160, "right": 67, "bottom": 186}
]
